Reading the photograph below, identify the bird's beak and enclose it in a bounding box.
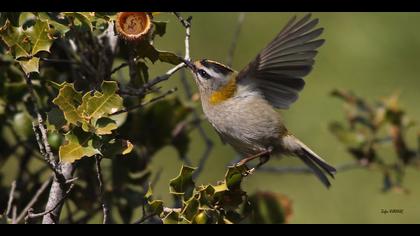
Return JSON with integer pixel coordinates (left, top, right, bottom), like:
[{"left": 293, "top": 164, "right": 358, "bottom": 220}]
[{"left": 177, "top": 56, "right": 197, "bottom": 73}]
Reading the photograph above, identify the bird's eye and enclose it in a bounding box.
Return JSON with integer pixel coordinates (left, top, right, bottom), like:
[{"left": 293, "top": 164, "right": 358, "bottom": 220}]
[{"left": 197, "top": 69, "right": 211, "bottom": 80}]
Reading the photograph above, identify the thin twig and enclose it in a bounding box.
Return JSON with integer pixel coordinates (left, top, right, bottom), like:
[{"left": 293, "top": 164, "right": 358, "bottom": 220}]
[
  {"left": 5, "top": 181, "right": 17, "bottom": 217},
  {"left": 110, "top": 62, "right": 129, "bottom": 75},
  {"left": 95, "top": 156, "right": 110, "bottom": 224},
  {"left": 111, "top": 88, "right": 178, "bottom": 116},
  {"left": 24, "top": 74, "right": 62, "bottom": 179},
  {"left": 118, "top": 63, "right": 185, "bottom": 97},
  {"left": 15, "top": 176, "right": 53, "bottom": 224},
  {"left": 173, "top": 12, "right": 192, "bottom": 61},
  {"left": 27, "top": 183, "right": 75, "bottom": 220},
  {"left": 227, "top": 12, "right": 246, "bottom": 67},
  {"left": 40, "top": 57, "right": 79, "bottom": 65}
]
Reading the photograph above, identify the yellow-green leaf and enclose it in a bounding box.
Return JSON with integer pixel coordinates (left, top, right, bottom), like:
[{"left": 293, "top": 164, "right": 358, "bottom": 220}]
[
  {"left": 59, "top": 127, "right": 100, "bottom": 163},
  {"left": 52, "top": 84, "right": 83, "bottom": 125},
  {"left": 18, "top": 57, "right": 39, "bottom": 75},
  {"left": 85, "top": 81, "right": 123, "bottom": 119}
]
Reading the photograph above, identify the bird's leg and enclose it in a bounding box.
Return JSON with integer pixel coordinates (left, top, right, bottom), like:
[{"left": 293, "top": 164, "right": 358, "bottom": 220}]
[{"left": 235, "top": 147, "right": 273, "bottom": 176}]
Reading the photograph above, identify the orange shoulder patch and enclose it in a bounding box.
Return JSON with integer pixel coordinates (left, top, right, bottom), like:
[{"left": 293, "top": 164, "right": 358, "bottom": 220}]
[{"left": 209, "top": 76, "right": 237, "bottom": 105}]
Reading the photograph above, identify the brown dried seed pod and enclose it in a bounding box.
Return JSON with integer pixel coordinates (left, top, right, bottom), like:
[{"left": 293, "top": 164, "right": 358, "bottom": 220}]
[{"left": 115, "top": 12, "right": 152, "bottom": 41}]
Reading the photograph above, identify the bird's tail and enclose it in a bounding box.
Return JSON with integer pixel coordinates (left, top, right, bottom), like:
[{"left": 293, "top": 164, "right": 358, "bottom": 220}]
[{"left": 283, "top": 135, "right": 337, "bottom": 188}]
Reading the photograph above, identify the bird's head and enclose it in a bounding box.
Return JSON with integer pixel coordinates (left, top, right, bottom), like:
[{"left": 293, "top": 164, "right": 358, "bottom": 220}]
[{"left": 189, "top": 59, "right": 238, "bottom": 105}]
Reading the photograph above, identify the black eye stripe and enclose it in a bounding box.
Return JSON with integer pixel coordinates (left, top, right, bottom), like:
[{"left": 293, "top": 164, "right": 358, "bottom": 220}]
[{"left": 198, "top": 69, "right": 211, "bottom": 79}]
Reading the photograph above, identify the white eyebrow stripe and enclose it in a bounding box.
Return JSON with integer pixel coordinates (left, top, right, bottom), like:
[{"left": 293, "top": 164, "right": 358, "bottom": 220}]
[{"left": 203, "top": 67, "right": 222, "bottom": 79}]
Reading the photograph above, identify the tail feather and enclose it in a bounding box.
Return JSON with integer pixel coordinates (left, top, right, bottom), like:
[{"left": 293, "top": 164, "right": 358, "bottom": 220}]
[
  {"left": 297, "top": 154, "right": 332, "bottom": 188},
  {"left": 283, "top": 135, "right": 336, "bottom": 188}
]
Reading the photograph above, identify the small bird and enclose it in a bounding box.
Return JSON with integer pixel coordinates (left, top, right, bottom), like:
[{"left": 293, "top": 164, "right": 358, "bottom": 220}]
[{"left": 188, "top": 14, "right": 336, "bottom": 187}]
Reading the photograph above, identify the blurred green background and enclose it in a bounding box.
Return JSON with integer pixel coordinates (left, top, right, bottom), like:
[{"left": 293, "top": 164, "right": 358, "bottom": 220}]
[
  {"left": 2, "top": 12, "right": 419, "bottom": 224},
  {"left": 147, "top": 13, "right": 420, "bottom": 224}
]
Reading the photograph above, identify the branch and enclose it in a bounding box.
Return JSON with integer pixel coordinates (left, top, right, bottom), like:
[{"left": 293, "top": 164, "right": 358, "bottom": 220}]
[
  {"left": 24, "top": 74, "right": 62, "bottom": 179},
  {"left": 41, "top": 163, "right": 74, "bottom": 224},
  {"left": 5, "top": 181, "right": 16, "bottom": 219},
  {"left": 227, "top": 12, "right": 246, "bottom": 67},
  {"left": 95, "top": 156, "right": 110, "bottom": 224},
  {"left": 173, "top": 12, "right": 192, "bottom": 61},
  {"left": 110, "top": 88, "right": 177, "bottom": 116},
  {"left": 15, "top": 176, "right": 53, "bottom": 224},
  {"left": 118, "top": 63, "right": 185, "bottom": 97},
  {"left": 27, "top": 182, "right": 75, "bottom": 220}
]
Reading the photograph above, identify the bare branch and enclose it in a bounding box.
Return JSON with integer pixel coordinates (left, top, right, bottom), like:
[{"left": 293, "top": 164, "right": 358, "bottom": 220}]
[
  {"left": 15, "top": 176, "right": 53, "bottom": 224},
  {"left": 24, "top": 74, "right": 62, "bottom": 179},
  {"left": 227, "top": 12, "right": 246, "bottom": 67},
  {"left": 95, "top": 156, "right": 110, "bottom": 224},
  {"left": 5, "top": 181, "right": 17, "bottom": 218},
  {"left": 111, "top": 88, "right": 178, "bottom": 116},
  {"left": 27, "top": 182, "right": 75, "bottom": 220},
  {"left": 41, "top": 163, "right": 74, "bottom": 224},
  {"left": 118, "top": 63, "right": 185, "bottom": 97},
  {"left": 173, "top": 12, "right": 192, "bottom": 61}
]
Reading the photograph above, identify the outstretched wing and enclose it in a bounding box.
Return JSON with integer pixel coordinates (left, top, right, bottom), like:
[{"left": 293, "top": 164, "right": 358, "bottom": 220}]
[{"left": 237, "top": 14, "right": 325, "bottom": 109}]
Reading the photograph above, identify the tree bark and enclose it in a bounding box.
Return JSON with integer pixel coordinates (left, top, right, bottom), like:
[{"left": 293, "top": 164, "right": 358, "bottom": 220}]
[{"left": 42, "top": 163, "right": 74, "bottom": 224}]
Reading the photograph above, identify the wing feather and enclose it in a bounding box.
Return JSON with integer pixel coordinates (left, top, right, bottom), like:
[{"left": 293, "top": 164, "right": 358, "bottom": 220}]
[{"left": 238, "top": 13, "right": 325, "bottom": 109}]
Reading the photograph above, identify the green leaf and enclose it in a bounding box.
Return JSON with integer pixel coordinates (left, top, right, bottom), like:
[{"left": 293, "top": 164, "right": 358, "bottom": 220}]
[
  {"left": 162, "top": 211, "right": 180, "bottom": 224},
  {"left": 101, "top": 139, "right": 133, "bottom": 158},
  {"left": 0, "top": 23, "right": 31, "bottom": 59},
  {"left": 169, "top": 165, "right": 196, "bottom": 199},
  {"left": 94, "top": 117, "right": 118, "bottom": 135},
  {"left": 18, "top": 57, "right": 39, "bottom": 75},
  {"left": 182, "top": 197, "right": 199, "bottom": 221},
  {"left": 52, "top": 83, "right": 83, "bottom": 125},
  {"left": 59, "top": 127, "right": 101, "bottom": 163},
  {"left": 85, "top": 81, "right": 123, "bottom": 119},
  {"left": 64, "top": 12, "right": 94, "bottom": 31},
  {"left": 26, "top": 19, "right": 54, "bottom": 56},
  {"left": 152, "top": 21, "right": 167, "bottom": 37},
  {"left": 136, "top": 41, "right": 181, "bottom": 65},
  {"left": 158, "top": 51, "right": 182, "bottom": 65},
  {"left": 225, "top": 166, "right": 247, "bottom": 190}
]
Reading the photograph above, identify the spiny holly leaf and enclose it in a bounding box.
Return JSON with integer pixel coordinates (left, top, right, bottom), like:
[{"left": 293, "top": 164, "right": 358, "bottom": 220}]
[
  {"left": 59, "top": 127, "right": 101, "bottom": 163},
  {"left": 0, "top": 23, "right": 31, "bottom": 59},
  {"left": 144, "top": 185, "right": 164, "bottom": 216},
  {"left": 94, "top": 117, "right": 118, "bottom": 135},
  {"left": 36, "top": 12, "right": 70, "bottom": 36},
  {"left": 136, "top": 41, "right": 182, "bottom": 65},
  {"left": 63, "top": 12, "right": 94, "bottom": 31},
  {"left": 169, "top": 165, "right": 196, "bottom": 199},
  {"left": 18, "top": 57, "right": 39, "bottom": 74},
  {"left": 152, "top": 20, "right": 167, "bottom": 37},
  {"left": 181, "top": 197, "right": 199, "bottom": 221},
  {"left": 85, "top": 81, "right": 123, "bottom": 119},
  {"left": 52, "top": 83, "right": 83, "bottom": 125},
  {"left": 225, "top": 165, "right": 247, "bottom": 190},
  {"left": 162, "top": 211, "right": 181, "bottom": 224},
  {"left": 101, "top": 139, "right": 133, "bottom": 158},
  {"left": 26, "top": 19, "right": 55, "bottom": 56}
]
